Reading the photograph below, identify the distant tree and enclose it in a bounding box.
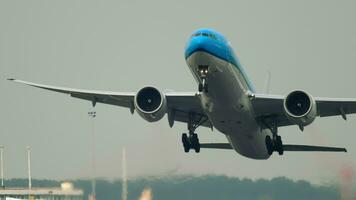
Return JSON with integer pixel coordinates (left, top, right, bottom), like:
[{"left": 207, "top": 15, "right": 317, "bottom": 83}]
[{"left": 4, "top": 175, "right": 339, "bottom": 200}]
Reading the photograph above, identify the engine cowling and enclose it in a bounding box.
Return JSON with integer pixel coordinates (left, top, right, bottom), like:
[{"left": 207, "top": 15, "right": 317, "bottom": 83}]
[
  {"left": 283, "top": 90, "right": 317, "bottom": 126},
  {"left": 134, "top": 86, "right": 167, "bottom": 122}
]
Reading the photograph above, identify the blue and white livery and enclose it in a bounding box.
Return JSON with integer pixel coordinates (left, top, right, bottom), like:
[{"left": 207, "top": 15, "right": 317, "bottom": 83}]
[{"left": 10, "top": 29, "right": 354, "bottom": 159}]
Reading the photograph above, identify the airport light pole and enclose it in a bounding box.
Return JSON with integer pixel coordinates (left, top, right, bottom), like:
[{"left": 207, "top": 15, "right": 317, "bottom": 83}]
[
  {"left": 88, "top": 111, "right": 96, "bottom": 200},
  {"left": 0, "top": 146, "right": 4, "bottom": 188},
  {"left": 121, "top": 148, "right": 127, "bottom": 200},
  {"left": 27, "top": 146, "right": 32, "bottom": 190}
]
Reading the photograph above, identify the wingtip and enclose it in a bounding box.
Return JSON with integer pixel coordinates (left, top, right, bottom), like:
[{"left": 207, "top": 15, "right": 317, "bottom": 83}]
[{"left": 344, "top": 148, "right": 347, "bottom": 153}]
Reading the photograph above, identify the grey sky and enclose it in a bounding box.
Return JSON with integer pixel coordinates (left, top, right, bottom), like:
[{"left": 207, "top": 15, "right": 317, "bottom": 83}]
[{"left": 0, "top": 0, "right": 356, "bottom": 184}]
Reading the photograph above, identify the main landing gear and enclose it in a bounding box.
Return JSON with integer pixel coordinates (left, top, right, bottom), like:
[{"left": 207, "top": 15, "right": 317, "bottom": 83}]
[
  {"left": 265, "top": 121, "right": 284, "bottom": 156},
  {"left": 198, "top": 65, "right": 208, "bottom": 93},
  {"left": 181, "top": 114, "right": 209, "bottom": 153},
  {"left": 182, "top": 133, "right": 200, "bottom": 153}
]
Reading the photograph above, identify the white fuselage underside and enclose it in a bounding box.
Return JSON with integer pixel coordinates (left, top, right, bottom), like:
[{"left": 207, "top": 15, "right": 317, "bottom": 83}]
[{"left": 187, "top": 51, "right": 272, "bottom": 159}]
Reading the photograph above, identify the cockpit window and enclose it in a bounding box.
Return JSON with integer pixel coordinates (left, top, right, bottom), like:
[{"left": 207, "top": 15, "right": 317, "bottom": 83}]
[{"left": 191, "top": 32, "right": 218, "bottom": 40}]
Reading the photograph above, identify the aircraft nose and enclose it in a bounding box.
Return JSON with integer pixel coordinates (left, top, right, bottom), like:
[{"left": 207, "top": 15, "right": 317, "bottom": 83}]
[{"left": 185, "top": 36, "right": 211, "bottom": 59}]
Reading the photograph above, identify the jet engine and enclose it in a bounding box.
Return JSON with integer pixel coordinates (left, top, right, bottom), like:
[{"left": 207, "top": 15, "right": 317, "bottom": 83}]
[
  {"left": 134, "top": 86, "right": 167, "bottom": 122},
  {"left": 283, "top": 90, "right": 317, "bottom": 126}
]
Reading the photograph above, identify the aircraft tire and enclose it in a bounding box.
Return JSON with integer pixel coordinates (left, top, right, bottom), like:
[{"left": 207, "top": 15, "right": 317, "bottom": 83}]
[
  {"left": 265, "top": 136, "right": 273, "bottom": 155},
  {"left": 198, "top": 83, "right": 203, "bottom": 92},
  {"left": 204, "top": 83, "right": 208, "bottom": 93},
  {"left": 191, "top": 134, "right": 200, "bottom": 153},
  {"left": 276, "top": 136, "right": 284, "bottom": 155},
  {"left": 182, "top": 133, "right": 190, "bottom": 153}
]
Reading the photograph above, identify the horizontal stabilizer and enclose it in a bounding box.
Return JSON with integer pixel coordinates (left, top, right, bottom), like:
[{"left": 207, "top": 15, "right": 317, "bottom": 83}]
[
  {"left": 200, "top": 143, "right": 233, "bottom": 149},
  {"left": 283, "top": 144, "right": 347, "bottom": 152}
]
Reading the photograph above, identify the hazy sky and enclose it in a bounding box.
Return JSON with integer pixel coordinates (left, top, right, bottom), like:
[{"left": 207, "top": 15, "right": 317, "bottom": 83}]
[{"left": 1, "top": 0, "right": 356, "bottom": 184}]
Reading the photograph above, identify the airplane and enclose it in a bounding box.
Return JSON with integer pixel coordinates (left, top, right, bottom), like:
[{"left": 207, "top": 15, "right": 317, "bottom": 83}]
[{"left": 9, "top": 28, "right": 354, "bottom": 160}]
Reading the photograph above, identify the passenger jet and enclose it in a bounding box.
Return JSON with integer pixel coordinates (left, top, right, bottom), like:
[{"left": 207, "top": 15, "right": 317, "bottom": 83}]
[{"left": 9, "top": 29, "right": 353, "bottom": 159}]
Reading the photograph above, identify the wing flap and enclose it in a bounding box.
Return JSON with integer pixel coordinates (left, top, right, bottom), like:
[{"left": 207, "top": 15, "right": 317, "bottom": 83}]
[
  {"left": 166, "top": 93, "right": 212, "bottom": 128},
  {"left": 70, "top": 93, "right": 133, "bottom": 107},
  {"left": 251, "top": 94, "right": 294, "bottom": 127}
]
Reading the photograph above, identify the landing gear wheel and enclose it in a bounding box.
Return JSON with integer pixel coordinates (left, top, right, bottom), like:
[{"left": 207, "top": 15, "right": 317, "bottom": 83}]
[
  {"left": 264, "top": 118, "right": 285, "bottom": 156},
  {"left": 182, "top": 112, "right": 207, "bottom": 154},
  {"left": 182, "top": 133, "right": 190, "bottom": 153},
  {"left": 198, "top": 83, "right": 203, "bottom": 92},
  {"left": 276, "top": 136, "right": 284, "bottom": 155},
  {"left": 265, "top": 135, "right": 284, "bottom": 156},
  {"left": 204, "top": 83, "right": 208, "bottom": 93},
  {"left": 191, "top": 134, "right": 200, "bottom": 153},
  {"left": 198, "top": 77, "right": 208, "bottom": 93},
  {"left": 265, "top": 136, "right": 273, "bottom": 155},
  {"left": 198, "top": 83, "right": 208, "bottom": 93},
  {"left": 194, "top": 146, "right": 200, "bottom": 153}
]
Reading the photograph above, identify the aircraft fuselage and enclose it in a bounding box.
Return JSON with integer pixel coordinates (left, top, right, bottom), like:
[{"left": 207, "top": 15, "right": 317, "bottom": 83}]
[{"left": 185, "top": 29, "right": 272, "bottom": 159}]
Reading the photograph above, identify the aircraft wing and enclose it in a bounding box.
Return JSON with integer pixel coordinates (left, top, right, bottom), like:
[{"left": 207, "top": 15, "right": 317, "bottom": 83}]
[
  {"left": 8, "top": 79, "right": 211, "bottom": 128},
  {"left": 252, "top": 93, "right": 356, "bottom": 127},
  {"left": 8, "top": 79, "right": 136, "bottom": 107}
]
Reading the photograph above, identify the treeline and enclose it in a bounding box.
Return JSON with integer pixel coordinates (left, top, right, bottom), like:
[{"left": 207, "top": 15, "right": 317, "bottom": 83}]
[{"left": 3, "top": 176, "right": 339, "bottom": 200}]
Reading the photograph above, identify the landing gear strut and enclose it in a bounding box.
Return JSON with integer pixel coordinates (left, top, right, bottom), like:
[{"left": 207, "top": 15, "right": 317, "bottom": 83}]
[
  {"left": 181, "top": 113, "right": 208, "bottom": 153},
  {"left": 198, "top": 65, "right": 208, "bottom": 93},
  {"left": 265, "top": 120, "right": 284, "bottom": 155}
]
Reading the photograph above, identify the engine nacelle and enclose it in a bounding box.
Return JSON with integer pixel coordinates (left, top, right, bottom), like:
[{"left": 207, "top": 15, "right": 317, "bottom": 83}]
[
  {"left": 283, "top": 90, "right": 317, "bottom": 126},
  {"left": 134, "top": 86, "right": 167, "bottom": 122}
]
